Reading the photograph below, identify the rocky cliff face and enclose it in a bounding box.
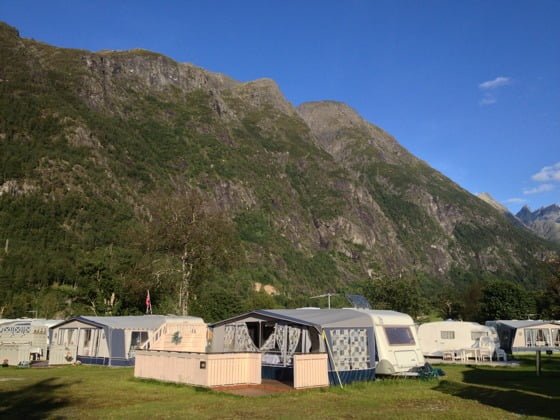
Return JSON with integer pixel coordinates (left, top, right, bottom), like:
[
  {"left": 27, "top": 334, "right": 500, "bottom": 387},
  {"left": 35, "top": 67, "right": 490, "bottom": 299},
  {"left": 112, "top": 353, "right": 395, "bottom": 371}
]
[
  {"left": 517, "top": 205, "right": 560, "bottom": 243},
  {"left": 0, "top": 21, "right": 556, "bottom": 307}
]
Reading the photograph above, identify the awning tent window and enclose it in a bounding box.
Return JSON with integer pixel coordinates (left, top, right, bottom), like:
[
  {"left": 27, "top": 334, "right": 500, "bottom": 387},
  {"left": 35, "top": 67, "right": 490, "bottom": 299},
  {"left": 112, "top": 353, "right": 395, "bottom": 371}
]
[
  {"left": 130, "top": 331, "right": 149, "bottom": 350},
  {"left": 471, "top": 331, "right": 488, "bottom": 340},
  {"left": 553, "top": 329, "right": 560, "bottom": 346},
  {"left": 224, "top": 324, "right": 259, "bottom": 352},
  {"left": 328, "top": 328, "right": 369, "bottom": 371}
]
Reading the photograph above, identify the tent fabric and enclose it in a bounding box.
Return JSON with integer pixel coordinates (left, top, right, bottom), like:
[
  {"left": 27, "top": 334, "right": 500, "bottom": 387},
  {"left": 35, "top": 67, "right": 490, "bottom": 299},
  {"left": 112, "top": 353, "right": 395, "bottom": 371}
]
[
  {"left": 493, "top": 320, "right": 550, "bottom": 329},
  {"left": 110, "top": 329, "right": 126, "bottom": 358},
  {"left": 212, "top": 309, "right": 375, "bottom": 330},
  {"left": 324, "top": 327, "right": 375, "bottom": 372}
]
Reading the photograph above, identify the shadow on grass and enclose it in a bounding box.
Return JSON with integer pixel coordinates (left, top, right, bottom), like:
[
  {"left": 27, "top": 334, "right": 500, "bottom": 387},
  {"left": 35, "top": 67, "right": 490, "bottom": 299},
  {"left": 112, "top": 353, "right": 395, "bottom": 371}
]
[
  {"left": 434, "top": 380, "right": 559, "bottom": 419},
  {"left": 461, "top": 360, "right": 560, "bottom": 398},
  {"left": 0, "top": 377, "right": 73, "bottom": 419},
  {"left": 434, "top": 358, "right": 560, "bottom": 418}
]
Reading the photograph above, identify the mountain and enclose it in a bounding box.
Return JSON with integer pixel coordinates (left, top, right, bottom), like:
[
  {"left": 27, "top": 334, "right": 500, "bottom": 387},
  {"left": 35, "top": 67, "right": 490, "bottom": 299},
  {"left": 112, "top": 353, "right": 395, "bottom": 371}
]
[
  {"left": 477, "top": 193, "right": 508, "bottom": 213},
  {"left": 0, "top": 22, "right": 557, "bottom": 318},
  {"left": 516, "top": 205, "right": 560, "bottom": 243},
  {"left": 476, "top": 192, "right": 527, "bottom": 228}
]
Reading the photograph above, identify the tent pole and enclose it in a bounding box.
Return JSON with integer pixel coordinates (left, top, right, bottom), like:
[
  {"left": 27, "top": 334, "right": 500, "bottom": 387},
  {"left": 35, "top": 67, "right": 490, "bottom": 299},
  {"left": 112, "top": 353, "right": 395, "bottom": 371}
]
[{"left": 322, "top": 330, "right": 343, "bottom": 389}]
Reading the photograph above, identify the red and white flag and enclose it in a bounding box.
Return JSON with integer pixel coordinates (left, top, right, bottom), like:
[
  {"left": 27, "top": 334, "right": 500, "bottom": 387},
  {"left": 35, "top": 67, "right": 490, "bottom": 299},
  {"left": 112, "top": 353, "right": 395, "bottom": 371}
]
[{"left": 146, "top": 290, "right": 152, "bottom": 314}]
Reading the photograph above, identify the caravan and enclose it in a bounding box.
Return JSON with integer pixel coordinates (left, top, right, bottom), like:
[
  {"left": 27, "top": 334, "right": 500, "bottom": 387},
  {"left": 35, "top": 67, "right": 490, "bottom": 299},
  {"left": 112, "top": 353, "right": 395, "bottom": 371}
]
[
  {"left": 418, "top": 321, "right": 500, "bottom": 359},
  {"left": 0, "top": 318, "right": 61, "bottom": 365},
  {"left": 358, "top": 309, "right": 425, "bottom": 376}
]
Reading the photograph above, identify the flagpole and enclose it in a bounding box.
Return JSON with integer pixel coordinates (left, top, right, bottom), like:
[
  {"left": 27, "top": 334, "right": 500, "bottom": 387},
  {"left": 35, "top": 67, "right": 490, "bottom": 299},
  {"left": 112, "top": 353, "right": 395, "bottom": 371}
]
[{"left": 146, "top": 290, "right": 152, "bottom": 315}]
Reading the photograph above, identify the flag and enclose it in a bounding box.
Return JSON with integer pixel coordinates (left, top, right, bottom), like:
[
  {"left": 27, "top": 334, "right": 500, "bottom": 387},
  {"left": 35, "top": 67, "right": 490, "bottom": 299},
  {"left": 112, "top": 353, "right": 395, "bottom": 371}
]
[{"left": 146, "top": 290, "right": 152, "bottom": 314}]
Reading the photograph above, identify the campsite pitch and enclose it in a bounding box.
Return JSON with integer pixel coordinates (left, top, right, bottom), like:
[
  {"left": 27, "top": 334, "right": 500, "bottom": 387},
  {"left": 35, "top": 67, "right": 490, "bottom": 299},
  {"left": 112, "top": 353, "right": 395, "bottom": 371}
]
[{"left": 0, "top": 356, "right": 558, "bottom": 419}]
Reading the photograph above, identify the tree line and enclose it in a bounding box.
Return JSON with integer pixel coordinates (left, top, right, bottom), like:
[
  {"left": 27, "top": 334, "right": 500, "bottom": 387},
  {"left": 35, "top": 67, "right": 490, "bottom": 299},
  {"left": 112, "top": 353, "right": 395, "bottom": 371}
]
[{"left": 1, "top": 187, "right": 559, "bottom": 323}]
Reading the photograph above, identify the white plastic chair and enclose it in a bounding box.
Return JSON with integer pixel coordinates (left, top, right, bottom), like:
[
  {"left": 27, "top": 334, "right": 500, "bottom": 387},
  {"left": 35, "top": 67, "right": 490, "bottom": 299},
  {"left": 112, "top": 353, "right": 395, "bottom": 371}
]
[{"left": 496, "top": 348, "right": 507, "bottom": 362}]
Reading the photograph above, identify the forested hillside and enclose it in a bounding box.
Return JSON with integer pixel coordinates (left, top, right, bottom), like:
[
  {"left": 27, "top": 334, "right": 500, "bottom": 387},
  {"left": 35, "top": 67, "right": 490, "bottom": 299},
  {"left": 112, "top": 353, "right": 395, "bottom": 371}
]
[{"left": 0, "top": 22, "right": 558, "bottom": 321}]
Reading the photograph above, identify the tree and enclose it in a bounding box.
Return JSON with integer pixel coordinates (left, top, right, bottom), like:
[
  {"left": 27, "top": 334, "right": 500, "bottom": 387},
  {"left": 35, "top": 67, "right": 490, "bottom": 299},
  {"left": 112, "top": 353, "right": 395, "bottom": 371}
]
[
  {"left": 459, "top": 280, "right": 484, "bottom": 321},
  {"left": 536, "top": 258, "right": 560, "bottom": 319},
  {"left": 144, "top": 188, "right": 241, "bottom": 316},
  {"left": 434, "top": 285, "right": 465, "bottom": 320},
  {"left": 477, "top": 279, "right": 535, "bottom": 322},
  {"left": 360, "top": 275, "right": 426, "bottom": 319}
]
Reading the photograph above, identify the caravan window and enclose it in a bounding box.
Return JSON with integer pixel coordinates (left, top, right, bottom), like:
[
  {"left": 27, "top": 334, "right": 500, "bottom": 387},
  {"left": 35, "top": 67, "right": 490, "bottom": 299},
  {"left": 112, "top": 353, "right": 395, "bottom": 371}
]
[
  {"left": 441, "top": 331, "right": 455, "bottom": 340},
  {"left": 384, "top": 327, "right": 415, "bottom": 345}
]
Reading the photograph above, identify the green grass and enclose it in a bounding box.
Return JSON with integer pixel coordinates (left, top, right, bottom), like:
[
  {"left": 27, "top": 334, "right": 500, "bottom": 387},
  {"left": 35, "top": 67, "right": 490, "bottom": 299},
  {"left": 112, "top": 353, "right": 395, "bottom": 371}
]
[{"left": 0, "top": 356, "right": 559, "bottom": 419}]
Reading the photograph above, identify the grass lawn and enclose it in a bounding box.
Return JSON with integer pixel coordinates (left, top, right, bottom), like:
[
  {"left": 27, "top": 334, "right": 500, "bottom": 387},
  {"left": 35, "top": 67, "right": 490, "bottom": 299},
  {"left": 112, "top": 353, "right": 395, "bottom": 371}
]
[{"left": 0, "top": 356, "right": 558, "bottom": 419}]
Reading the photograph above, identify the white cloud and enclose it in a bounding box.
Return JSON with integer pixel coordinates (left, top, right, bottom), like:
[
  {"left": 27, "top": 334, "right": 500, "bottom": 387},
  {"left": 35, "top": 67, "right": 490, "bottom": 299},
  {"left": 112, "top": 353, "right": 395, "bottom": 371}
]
[
  {"left": 479, "top": 76, "right": 512, "bottom": 90},
  {"left": 523, "top": 184, "right": 555, "bottom": 195},
  {"left": 531, "top": 162, "right": 560, "bottom": 182},
  {"left": 479, "top": 93, "right": 496, "bottom": 106},
  {"left": 504, "top": 198, "right": 527, "bottom": 204}
]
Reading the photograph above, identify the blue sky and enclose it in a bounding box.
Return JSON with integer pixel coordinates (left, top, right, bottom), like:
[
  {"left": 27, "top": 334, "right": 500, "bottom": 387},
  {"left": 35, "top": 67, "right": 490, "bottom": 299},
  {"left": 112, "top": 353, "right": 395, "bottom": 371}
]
[{"left": 1, "top": 0, "right": 559, "bottom": 213}]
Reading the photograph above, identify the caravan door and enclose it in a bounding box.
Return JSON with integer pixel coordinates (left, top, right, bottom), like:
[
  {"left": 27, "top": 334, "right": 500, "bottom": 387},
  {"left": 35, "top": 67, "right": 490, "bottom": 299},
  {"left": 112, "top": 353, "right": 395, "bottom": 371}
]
[{"left": 394, "top": 350, "right": 421, "bottom": 368}]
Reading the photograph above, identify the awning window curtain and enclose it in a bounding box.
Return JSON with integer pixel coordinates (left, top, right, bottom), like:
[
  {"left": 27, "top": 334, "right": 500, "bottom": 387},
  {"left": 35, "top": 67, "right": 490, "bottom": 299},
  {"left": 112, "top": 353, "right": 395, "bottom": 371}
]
[
  {"left": 553, "top": 329, "right": 560, "bottom": 345},
  {"left": 224, "top": 324, "right": 259, "bottom": 352},
  {"left": 260, "top": 328, "right": 277, "bottom": 351}
]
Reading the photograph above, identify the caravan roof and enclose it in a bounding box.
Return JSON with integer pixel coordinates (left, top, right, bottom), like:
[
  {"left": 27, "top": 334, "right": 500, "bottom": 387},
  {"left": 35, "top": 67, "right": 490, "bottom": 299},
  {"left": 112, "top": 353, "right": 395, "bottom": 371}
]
[{"left": 353, "top": 309, "right": 415, "bottom": 325}]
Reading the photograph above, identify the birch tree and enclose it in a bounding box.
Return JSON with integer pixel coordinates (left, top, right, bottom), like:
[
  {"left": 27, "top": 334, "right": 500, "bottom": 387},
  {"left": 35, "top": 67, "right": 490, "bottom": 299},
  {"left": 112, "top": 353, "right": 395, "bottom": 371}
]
[{"left": 145, "top": 189, "right": 239, "bottom": 316}]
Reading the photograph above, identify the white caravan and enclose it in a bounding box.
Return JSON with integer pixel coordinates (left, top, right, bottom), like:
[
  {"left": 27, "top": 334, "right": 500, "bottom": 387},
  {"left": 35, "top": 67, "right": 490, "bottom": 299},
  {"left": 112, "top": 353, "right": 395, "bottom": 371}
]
[
  {"left": 0, "top": 318, "right": 61, "bottom": 365},
  {"left": 418, "top": 321, "right": 499, "bottom": 358},
  {"left": 358, "top": 309, "right": 425, "bottom": 375}
]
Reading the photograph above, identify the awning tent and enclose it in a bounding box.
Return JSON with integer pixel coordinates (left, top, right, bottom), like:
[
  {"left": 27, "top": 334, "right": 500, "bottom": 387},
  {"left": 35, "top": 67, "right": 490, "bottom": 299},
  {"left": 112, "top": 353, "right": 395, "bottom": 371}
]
[
  {"left": 211, "top": 309, "right": 376, "bottom": 385},
  {"left": 49, "top": 315, "right": 204, "bottom": 366}
]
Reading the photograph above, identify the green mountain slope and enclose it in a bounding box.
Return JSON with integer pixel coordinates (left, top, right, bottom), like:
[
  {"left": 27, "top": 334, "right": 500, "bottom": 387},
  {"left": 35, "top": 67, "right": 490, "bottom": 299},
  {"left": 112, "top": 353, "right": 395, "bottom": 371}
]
[{"left": 0, "top": 23, "right": 557, "bottom": 320}]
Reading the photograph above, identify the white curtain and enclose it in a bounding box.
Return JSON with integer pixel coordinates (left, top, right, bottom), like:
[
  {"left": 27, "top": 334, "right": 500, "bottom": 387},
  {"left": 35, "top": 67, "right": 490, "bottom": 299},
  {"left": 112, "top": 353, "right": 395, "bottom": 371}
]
[
  {"left": 525, "top": 329, "right": 536, "bottom": 346},
  {"left": 224, "top": 324, "right": 259, "bottom": 352},
  {"left": 287, "top": 326, "right": 301, "bottom": 357},
  {"left": 275, "top": 324, "right": 288, "bottom": 365},
  {"left": 260, "top": 328, "right": 277, "bottom": 351},
  {"left": 234, "top": 324, "right": 259, "bottom": 352},
  {"left": 224, "top": 325, "right": 236, "bottom": 351},
  {"left": 301, "top": 329, "right": 311, "bottom": 353}
]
